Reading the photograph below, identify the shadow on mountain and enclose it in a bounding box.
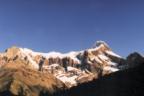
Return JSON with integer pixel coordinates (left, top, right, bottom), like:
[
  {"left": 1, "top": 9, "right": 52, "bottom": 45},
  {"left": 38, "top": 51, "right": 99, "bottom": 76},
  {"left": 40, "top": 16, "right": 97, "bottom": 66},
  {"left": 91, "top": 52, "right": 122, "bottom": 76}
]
[
  {"left": 59, "top": 61, "right": 144, "bottom": 96},
  {"left": 0, "top": 91, "right": 14, "bottom": 96}
]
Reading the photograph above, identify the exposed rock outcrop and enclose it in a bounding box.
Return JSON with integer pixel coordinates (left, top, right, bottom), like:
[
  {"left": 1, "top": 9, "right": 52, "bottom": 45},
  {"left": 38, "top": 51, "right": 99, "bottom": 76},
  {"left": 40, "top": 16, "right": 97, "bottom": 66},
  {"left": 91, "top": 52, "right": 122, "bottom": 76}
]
[{"left": 0, "top": 59, "right": 66, "bottom": 96}]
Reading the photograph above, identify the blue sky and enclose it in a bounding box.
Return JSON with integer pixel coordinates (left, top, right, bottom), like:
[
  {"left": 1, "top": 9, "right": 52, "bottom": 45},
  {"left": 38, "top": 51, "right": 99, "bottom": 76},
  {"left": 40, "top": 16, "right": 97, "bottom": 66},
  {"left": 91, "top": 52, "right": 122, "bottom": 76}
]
[{"left": 0, "top": 0, "right": 144, "bottom": 57}]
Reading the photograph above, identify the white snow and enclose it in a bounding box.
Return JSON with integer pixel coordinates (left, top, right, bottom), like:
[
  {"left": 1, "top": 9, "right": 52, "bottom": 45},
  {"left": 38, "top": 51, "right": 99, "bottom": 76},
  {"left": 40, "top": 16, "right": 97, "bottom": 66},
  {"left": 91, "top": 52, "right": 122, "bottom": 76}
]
[
  {"left": 19, "top": 48, "right": 81, "bottom": 64},
  {"left": 103, "top": 66, "right": 119, "bottom": 72},
  {"left": 64, "top": 52, "right": 80, "bottom": 63},
  {"left": 107, "top": 61, "right": 118, "bottom": 66},
  {"left": 67, "top": 66, "right": 77, "bottom": 71},
  {"left": 67, "top": 66, "right": 82, "bottom": 74},
  {"left": 98, "top": 54, "right": 109, "bottom": 60},
  {"left": 43, "top": 64, "right": 60, "bottom": 70},
  {"left": 51, "top": 66, "right": 79, "bottom": 87},
  {"left": 19, "top": 48, "right": 39, "bottom": 69},
  {"left": 91, "top": 57, "right": 103, "bottom": 64},
  {"left": 106, "top": 51, "right": 121, "bottom": 58},
  {"left": 42, "top": 52, "right": 64, "bottom": 58},
  {"left": 49, "top": 64, "right": 59, "bottom": 68},
  {"left": 93, "top": 40, "right": 109, "bottom": 48},
  {"left": 42, "top": 64, "right": 81, "bottom": 87},
  {"left": 56, "top": 75, "right": 78, "bottom": 86},
  {"left": 88, "top": 44, "right": 103, "bottom": 52}
]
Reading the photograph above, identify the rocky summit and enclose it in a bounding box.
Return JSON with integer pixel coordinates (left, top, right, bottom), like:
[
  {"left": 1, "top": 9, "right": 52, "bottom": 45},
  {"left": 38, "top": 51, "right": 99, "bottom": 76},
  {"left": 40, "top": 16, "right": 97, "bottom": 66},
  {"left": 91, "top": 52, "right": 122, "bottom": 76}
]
[{"left": 0, "top": 41, "right": 143, "bottom": 96}]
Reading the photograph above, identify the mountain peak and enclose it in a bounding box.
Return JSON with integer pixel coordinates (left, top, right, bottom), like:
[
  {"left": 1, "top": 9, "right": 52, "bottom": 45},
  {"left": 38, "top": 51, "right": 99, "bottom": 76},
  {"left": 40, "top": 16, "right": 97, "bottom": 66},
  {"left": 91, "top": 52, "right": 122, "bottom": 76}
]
[
  {"left": 5, "top": 46, "right": 20, "bottom": 52},
  {"left": 92, "top": 40, "right": 110, "bottom": 50}
]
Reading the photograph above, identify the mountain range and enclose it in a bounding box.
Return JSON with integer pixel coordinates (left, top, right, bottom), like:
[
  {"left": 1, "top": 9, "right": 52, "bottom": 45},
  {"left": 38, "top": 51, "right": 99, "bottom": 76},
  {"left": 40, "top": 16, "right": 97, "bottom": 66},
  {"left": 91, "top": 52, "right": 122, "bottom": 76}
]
[{"left": 0, "top": 41, "right": 143, "bottom": 96}]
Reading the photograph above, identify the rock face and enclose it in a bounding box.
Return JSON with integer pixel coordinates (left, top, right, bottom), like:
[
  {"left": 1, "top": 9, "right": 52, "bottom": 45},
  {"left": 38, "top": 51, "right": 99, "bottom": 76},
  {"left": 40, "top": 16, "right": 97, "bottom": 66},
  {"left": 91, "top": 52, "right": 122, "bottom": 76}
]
[
  {"left": 0, "top": 59, "right": 66, "bottom": 96},
  {"left": 61, "top": 57, "right": 144, "bottom": 96},
  {"left": 4, "top": 46, "right": 20, "bottom": 60},
  {"left": 0, "top": 41, "right": 124, "bottom": 88}
]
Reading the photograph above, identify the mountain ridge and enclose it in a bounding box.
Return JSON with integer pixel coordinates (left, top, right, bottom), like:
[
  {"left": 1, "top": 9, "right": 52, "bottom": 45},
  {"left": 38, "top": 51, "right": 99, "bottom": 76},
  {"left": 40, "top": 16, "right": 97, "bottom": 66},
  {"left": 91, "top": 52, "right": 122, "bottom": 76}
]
[
  {"left": 0, "top": 40, "right": 142, "bottom": 96},
  {"left": 0, "top": 41, "right": 123, "bottom": 88}
]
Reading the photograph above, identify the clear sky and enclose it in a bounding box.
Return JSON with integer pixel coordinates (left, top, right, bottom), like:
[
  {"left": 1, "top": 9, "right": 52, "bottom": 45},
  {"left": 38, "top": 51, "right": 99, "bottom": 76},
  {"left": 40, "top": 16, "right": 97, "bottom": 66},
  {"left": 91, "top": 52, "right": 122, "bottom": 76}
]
[{"left": 0, "top": 0, "right": 144, "bottom": 57}]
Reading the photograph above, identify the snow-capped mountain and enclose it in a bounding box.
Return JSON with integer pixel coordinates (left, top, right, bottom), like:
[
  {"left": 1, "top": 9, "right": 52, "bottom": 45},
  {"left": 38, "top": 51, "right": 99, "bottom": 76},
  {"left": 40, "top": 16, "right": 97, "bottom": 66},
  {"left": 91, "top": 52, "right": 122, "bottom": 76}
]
[
  {"left": 0, "top": 41, "right": 144, "bottom": 96},
  {"left": 0, "top": 41, "right": 123, "bottom": 87}
]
